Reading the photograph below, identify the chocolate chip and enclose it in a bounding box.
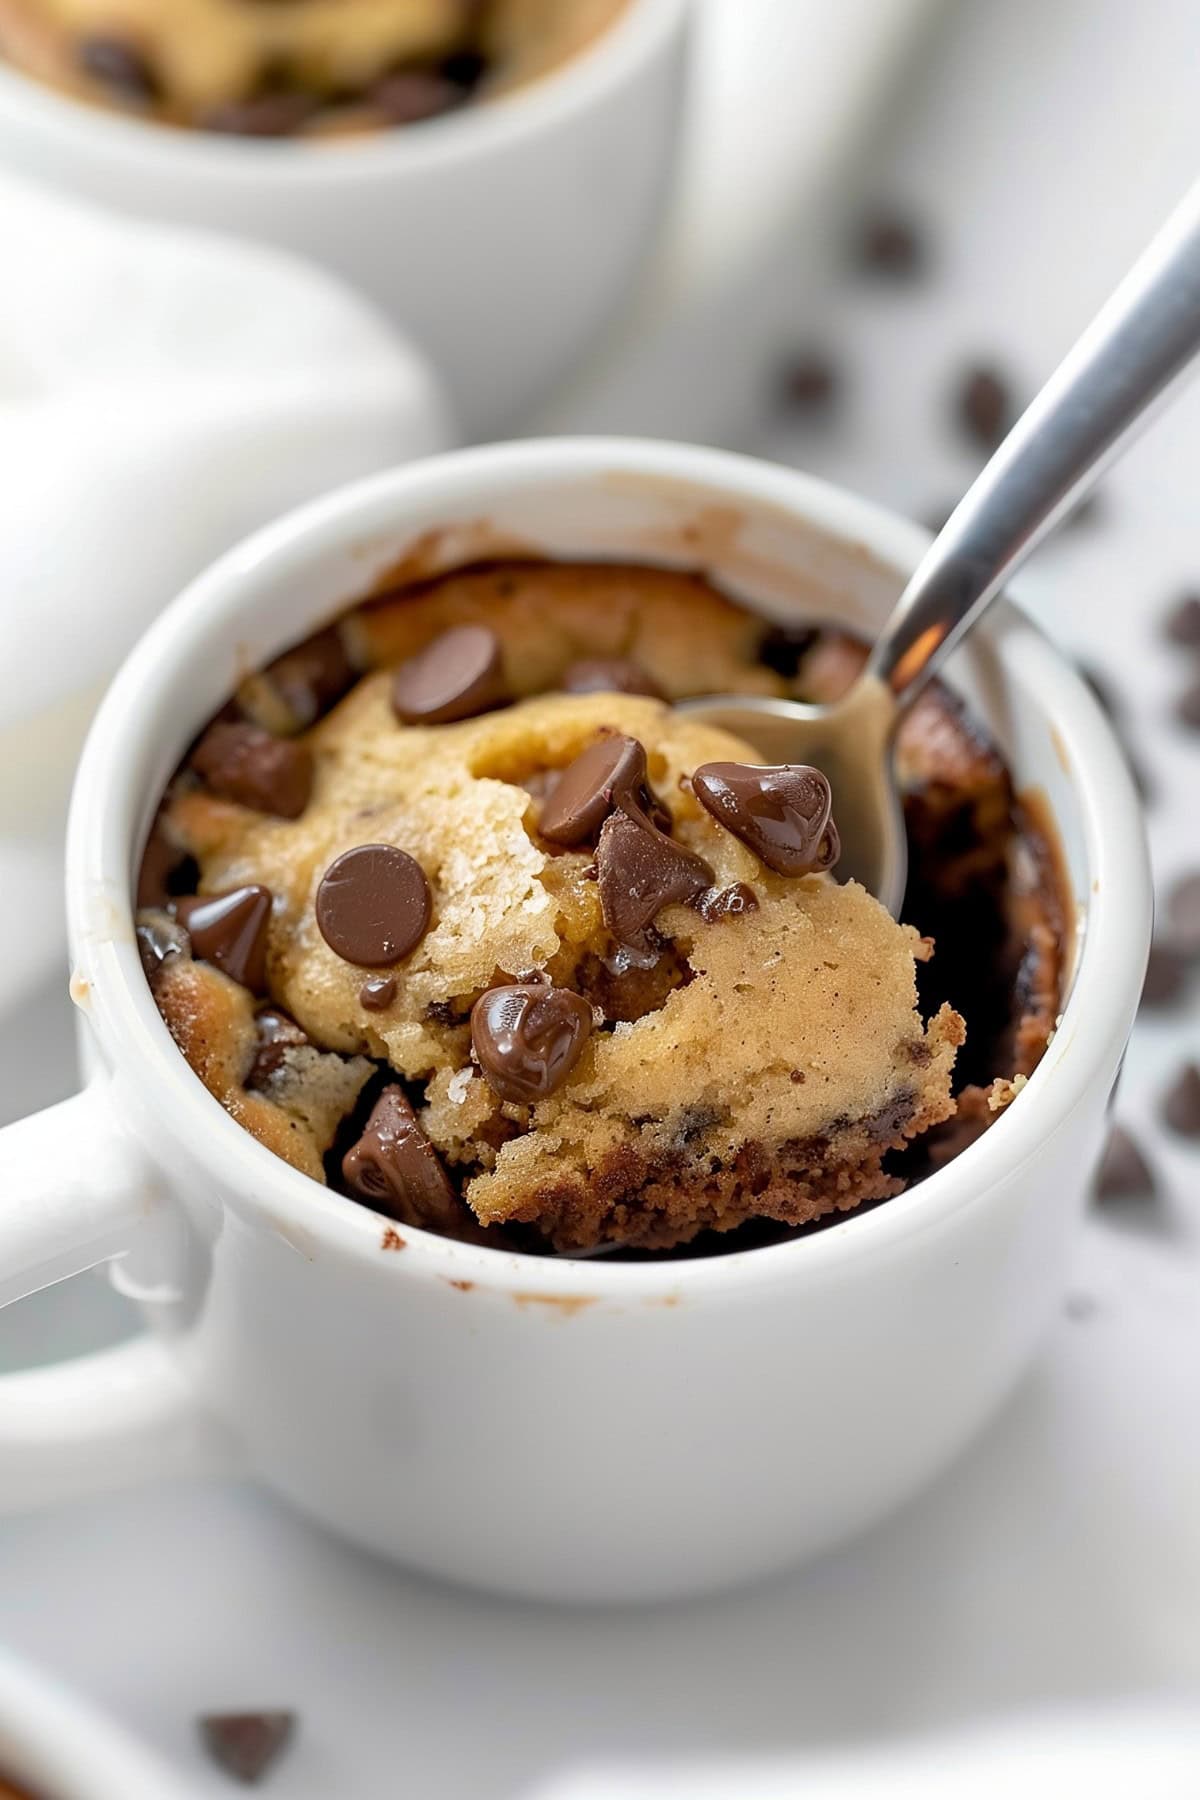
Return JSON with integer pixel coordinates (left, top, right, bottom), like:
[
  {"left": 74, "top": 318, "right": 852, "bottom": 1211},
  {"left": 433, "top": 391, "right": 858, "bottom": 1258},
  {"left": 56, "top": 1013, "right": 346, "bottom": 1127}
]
[
  {"left": 176, "top": 886, "right": 273, "bottom": 992},
  {"left": 756, "top": 624, "right": 819, "bottom": 680},
  {"left": 392, "top": 625, "right": 505, "bottom": 725},
  {"left": 1164, "top": 593, "right": 1200, "bottom": 647},
  {"left": 774, "top": 350, "right": 839, "bottom": 413},
  {"left": 342, "top": 1086, "right": 463, "bottom": 1232},
  {"left": 137, "top": 824, "right": 189, "bottom": 909},
  {"left": 1174, "top": 680, "right": 1200, "bottom": 731},
  {"left": 78, "top": 35, "right": 159, "bottom": 101},
  {"left": 853, "top": 208, "right": 925, "bottom": 277},
  {"left": 1140, "top": 943, "right": 1189, "bottom": 1008},
  {"left": 370, "top": 71, "right": 466, "bottom": 124},
  {"left": 596, "top": 811, "right": 713, "bottom": 950},
  {"left": 260, "top": 622, "right": 354, "bottom": 727},
  {"left": 539, "top": 735, "right": 648, "bottom": 846},
  {"left": 561, "top": 657, "right": 664, "bottom": 699},
  {"left": 956, "top": 365, "right": 1013, "bottom": 450},
  {"left": 695, "top": 882, "right": 759, "bottom": 923},
  {"left": 1093, "top": 1124, "right": 1156, "bottom": 1203},
  {"left": 136, "top": 911, "right": 188, "bottom": 984},
  {"left": 439, "top": 48, "right": 488, "bottom": 88},
  {"left": 198, "top": 1712, "right": 295, "bottom": 1785},
  {"left": 1163, "top": 1061, "right": 1200, "bottom": 1137},
  {"left": 471, "top": 983, "right": 592, "bottom": 1105},
  {"left": 203, "top": 92, "right": 320, "bottom": 136},
  {"left": 192, "top": 722, "right": 313, "bottom": 819},
  {"left": 247, "top": 1009, "right": 308, "bottom": 1089},
  {"left": 360, "top": 975, "right": 397, "bottom": 1012},
  {"left": 1167, "top": 871, "right": 1200, "bottom": 955},
  {"left": 316, "top": 845, "right": 430, "bottom": 968},
  {"left": 692, "top": 762, "right": 839, "bottom": 877}
]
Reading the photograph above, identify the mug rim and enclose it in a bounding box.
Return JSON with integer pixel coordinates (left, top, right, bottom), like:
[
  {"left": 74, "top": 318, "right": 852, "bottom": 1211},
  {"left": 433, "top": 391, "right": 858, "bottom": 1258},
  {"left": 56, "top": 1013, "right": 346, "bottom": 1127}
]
[
  {"left": 67, "top": 437, "right": 1151, "bottom": 1301},
  {"left": 0, "top": 0, "right": 685, "bottom": 180}
]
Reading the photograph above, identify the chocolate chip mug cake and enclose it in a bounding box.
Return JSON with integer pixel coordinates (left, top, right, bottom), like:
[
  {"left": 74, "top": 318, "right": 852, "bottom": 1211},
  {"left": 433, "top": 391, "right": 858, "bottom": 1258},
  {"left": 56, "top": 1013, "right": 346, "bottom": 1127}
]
[
  {"left": 136, "top": 560, "right": 1066, "bottom": 1257},
  {"left": 0, "top": 0, "right": 628, "bottom": 136}
]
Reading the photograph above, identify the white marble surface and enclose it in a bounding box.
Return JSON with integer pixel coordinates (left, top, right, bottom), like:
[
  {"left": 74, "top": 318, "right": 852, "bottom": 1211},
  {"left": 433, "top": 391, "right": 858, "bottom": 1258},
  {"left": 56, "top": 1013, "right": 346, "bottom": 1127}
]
[{"left": 2, "top": 0, "right": 1200, "bottom": 1793}]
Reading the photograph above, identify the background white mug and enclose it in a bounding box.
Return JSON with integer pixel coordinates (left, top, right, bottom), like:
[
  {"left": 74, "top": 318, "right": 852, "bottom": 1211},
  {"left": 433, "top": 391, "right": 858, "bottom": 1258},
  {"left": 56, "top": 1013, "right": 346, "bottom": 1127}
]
[
  {"left": 0, "top": 0, "right": 689, "bottom": 435},
  {"left": 0, "top": 440, "right": 1151, "bottom": 1604}
]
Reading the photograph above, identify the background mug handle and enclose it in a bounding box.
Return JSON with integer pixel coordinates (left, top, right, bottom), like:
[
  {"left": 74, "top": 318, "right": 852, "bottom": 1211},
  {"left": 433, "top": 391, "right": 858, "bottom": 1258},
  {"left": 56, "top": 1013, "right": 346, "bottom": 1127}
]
[{"left": 0, "top": 1079, "right": 235, "bottom": 1512}]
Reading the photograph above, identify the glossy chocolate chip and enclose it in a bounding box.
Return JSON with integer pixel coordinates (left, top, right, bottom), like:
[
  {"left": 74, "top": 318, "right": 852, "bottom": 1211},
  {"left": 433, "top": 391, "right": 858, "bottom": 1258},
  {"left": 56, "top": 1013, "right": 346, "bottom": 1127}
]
[
  {"left": 539, "top": 735, "right": 648, "bottom": 846},
  {"left": 342, "top": 1086, "right": 463, "bottom": 1232},
  {"left": 198, "top": 1712, "right": 295, "bottom": 1786},
  {"left": 359, "top": 975, "right": 398, "bottom": 1012},
  {"left": 957, "top": 365, "right": 1013, "bottom": 450},
  {"left": 695, "top": 882, "right": 759, "bottom": 922},
  {"left": 176, "top": 886, "right": 273, "bottom": 992},
  {"left": 392, "top": 625, "right": 505, "bottom": 725},
  {"left": 247, "top": 1009, "right": 308, "bottom": 1089},
  {"left": 1164, "top": 593, "right": 1200, "bottom": 647},
  {"left": 135, "top": 912, "right": 188, "bottom": 984},
  {"left": 1163, "top": 1061, "right": 1200, "bottom": 1138},
  {"left": 471, "top": 983, "right": 592, "bottom": 1105},
  {"left": 192, "top": 721, "right": 313, "bottom": 819},
  {"left": 316, "top": 845, "right": 430, "bottom": 968},
  {"left": 596, "top": 812, "right": 713, "bottom": 950},
  {"left": 692, "top": 762, "right": 839, "bottom": 877},
  {"left": 78, "top": 34, "right": 158, "bottom": 101},
  {"left": 561, "top": 657, "right": 664, "bottom": 699}
]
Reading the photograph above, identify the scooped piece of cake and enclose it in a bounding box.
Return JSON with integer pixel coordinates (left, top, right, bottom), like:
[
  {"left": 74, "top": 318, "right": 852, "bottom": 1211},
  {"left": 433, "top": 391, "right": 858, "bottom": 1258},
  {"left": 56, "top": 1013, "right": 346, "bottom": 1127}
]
[{"left": 143, "top": 643, "right": 963, "bottom": 1252}]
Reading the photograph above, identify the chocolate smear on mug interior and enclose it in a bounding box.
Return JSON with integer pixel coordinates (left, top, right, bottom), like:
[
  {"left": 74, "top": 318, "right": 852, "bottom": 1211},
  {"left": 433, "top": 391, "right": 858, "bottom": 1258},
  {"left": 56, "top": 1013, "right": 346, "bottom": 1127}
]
[
  {"left": 316, "top": 845, "right": 431, "bottom": 967},
  {"left": 539, "top": 734, "right": 651, "bottom": 846},
  {"left": 360, "top": 975, "right": 398, "bottom": 1012},
  {"left": 392, "top": 624, "right": 505, "bottom": 724},
  {"left": 247, "top": 1009, "right": 309, "bottom": 1090},
  {"left": 175, "top": 886, "right": 273, "bottom": 992},
  {"left": 191, "top": 721, "right": 313, "bottom": 819},
  {"left": 471, "top": 983, "right": 592, "bottom": 1105},
  {"left": 342, "top": 1085, "right": 465, "bottom": 1233},
  {"left": 561, "top": 657, "right": 664, "bottom": 699},
  {"left": 198, "top": 1711, "right": 296, "bottom": 1786},
  {"left": 692, "top": 762, "right": 840, "bottom": 877},
  {"left": 596, "top": 812, "right": 713, "bottom": 951}
]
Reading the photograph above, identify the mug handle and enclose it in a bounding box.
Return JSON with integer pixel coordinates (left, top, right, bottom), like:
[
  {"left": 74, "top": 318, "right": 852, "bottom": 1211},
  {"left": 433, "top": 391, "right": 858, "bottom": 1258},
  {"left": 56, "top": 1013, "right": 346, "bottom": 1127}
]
[{"left": 0, "top": 1081, "right": 235, "bottom": 1512}]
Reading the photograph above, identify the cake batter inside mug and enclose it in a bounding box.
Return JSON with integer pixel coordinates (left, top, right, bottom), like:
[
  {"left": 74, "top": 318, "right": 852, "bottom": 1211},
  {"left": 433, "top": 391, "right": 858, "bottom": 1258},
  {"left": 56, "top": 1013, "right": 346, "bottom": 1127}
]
[{"left": 0, "top": 440, "right": 1150, "bottom": 1603}]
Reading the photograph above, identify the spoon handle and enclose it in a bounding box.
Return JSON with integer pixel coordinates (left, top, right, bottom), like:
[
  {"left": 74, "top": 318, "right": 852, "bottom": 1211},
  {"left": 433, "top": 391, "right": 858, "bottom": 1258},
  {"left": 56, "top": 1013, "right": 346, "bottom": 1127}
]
[{"left": 867, "top": 177, "right": 1200, "bottom": 703}]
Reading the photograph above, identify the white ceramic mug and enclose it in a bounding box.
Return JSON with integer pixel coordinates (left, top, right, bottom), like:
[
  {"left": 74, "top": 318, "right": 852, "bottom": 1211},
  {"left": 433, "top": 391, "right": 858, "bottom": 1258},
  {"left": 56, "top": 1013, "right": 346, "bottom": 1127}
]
[
  {"left": 0, "top": 1646, "right": 189, "bottom": 1799},
  {"left": 0, "top": 440, "right": 1150, "bottom": 1604},
  {"left": 0, "top": 0, "right": 688, "bottom": 434}
]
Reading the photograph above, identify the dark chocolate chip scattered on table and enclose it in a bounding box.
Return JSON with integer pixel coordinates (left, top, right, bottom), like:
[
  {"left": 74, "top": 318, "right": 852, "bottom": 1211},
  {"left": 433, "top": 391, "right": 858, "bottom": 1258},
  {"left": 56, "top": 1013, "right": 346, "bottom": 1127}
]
[
  {"left": 198, "top": 1711, "right": 295, "bottom": 1786},
  {"left": 852, "top": 208, "right": 926, "bottom": 277},
  {"left": 1174, "top": 680, "right": 1200, "bottom": 732},
  {"left": 1166, "top": 871, "right": 1200, "bottom": 956},
  {"left": 1164, "top": 593, "right": 1200, "bottom": 647},
  {"left": 774, "top": 350, "right": 839, "bottom": 414},
  {"left": 1139, "top": 944, "right": 1190, "bottom": 1009},
  {"left": 1093, "top": 1124, "right": 1157, "bottom": 1203},
  {"left": 956, "top": 364, "right": 1014, "bottom": 450},
  {"left": 1163, "top": 1061, "right": 1200, "bottom": 1138}
]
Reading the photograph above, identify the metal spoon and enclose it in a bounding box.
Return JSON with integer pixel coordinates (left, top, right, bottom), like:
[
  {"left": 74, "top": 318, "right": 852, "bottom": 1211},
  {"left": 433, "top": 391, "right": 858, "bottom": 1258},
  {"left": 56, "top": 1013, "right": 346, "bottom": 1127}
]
[{"left": 683, "top": 178, "right": 1200, "bottom": 916}]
